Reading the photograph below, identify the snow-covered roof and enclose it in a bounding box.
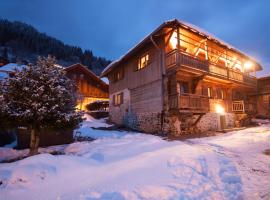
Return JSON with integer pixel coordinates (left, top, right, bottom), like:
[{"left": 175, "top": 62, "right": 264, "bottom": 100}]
[
  {"left": 0, "top": 63, "right": 26, "bottom": 72},
  {"left": 101, "top": 77, "right": 109, "bottom": 84},
  {"left": 101, "top": 19, "right": 262, "bottom": 77},
  {"left": 65, "top": 63, "right": 108, "bottom": 87}
]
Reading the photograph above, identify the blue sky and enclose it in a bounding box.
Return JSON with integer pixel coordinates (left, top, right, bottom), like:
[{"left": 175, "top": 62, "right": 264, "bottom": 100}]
[{"left": 0, "top": 0, "right": 269, "bottom": 76}]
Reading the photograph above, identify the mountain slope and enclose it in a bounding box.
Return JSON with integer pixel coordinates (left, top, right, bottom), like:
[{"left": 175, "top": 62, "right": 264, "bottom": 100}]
[{"left": 0, "top": 19, "right": 111, "bottom": 75}]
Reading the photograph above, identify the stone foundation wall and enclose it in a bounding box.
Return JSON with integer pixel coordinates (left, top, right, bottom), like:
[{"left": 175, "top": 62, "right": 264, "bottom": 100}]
[
  {"left": 123, "top": 112, "right": 162, "bottom": 133},
  {"left": 196, "top": 112, "right": 235, "bottom": 132},
  {"left": 163, "top": 113, "right": 181, "bottom": 136}
]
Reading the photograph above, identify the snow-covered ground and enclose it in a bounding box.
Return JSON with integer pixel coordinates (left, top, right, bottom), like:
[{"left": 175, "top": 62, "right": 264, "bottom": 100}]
[{"left": 0, "top": 116, "right": 270, "bottom": 200}]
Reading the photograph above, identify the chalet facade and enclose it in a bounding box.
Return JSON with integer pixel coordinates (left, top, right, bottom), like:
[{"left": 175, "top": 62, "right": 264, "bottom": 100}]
[
  {"left": 101, "top": 19, "right": 262, "bottom": 135},
  {"left": 65, "top": 63, "right": 109, "bottom": 110}
]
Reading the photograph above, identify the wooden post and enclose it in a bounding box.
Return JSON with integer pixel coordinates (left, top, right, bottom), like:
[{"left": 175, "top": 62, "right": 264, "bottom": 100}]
[{"left": 177, "top": 27, "right": 180, "bottom": 65}]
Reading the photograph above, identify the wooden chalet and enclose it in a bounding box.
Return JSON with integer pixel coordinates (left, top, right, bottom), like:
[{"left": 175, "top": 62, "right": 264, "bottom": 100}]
[
  {"left": 65, "top": 63, "right": 109, "bottom": 110},
  {"left": 101, "top": 19, "right": 262, "bottom": 135}
]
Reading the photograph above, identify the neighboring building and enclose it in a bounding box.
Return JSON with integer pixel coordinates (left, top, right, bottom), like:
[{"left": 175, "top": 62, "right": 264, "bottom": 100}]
[
  {"left": 65, "top": 63, "right": 109, "bottom": 110},
  {"left": 255, "top": 76, "right": 270, "bottom": 116},
  {"left": 101, "top": 19, "right": 262, "bottom": 135}
]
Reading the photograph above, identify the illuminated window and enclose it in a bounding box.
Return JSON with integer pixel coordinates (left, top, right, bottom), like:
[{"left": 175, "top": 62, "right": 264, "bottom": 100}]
[
  {"left": 169, "top": 31, "right": 178, "bottom": 49},
  {"left": 137, "top": 54, "right": 149, "bottom": 70},
  {"left": 207, "top": 87, "right": 212, "bottom": 98},
  {"left": 113, "top": 92, "right": 123, "bottom": 106}
]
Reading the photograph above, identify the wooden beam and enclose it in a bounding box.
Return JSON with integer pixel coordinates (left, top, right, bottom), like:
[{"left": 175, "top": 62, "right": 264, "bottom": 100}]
[
  {"left": 165, "top": 28, "right": 175, "bottom": 47},
  {"left": 193, "top": 39, "right": 207, "bottom": 56}
]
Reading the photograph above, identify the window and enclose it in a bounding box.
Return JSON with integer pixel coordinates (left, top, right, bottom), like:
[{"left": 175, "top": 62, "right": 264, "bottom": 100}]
[
  {"left": 232, "top": 90, "right": 244, "bottom": 100},
  {"left": 216, "top": 88, "right": 225, "bottom": 99},
  {"left": 262, "top": 95, "right": 270, "bottom": 105},
  {"left": 207, "top": 87, "right": 213, "bottom": 98},
  {"left": 113, "top": 92, "right": 123, "bottom": 106},
  {"left": 113, "top": 68, "right": 124, "bottom": 82},
  {"left": 179, "top": 81, "right": 189, "bottom": 93},
  {"left": 137, "top": 54, "right": 149, "bottom": 70}
]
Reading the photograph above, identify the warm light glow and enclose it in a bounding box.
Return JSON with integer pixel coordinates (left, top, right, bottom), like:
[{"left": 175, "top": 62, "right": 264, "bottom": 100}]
[
  {"left": 169, "top": 31, "right": 178, "bottom": 49},
  {"left": 76, "top": 97, "right": 109, "bottom": 110},
  {"left": 215, "top": 104, "right": 225, "bottom": 114},
  {"left": 244, "top": 61, "right": 253, "bottom": 70}
]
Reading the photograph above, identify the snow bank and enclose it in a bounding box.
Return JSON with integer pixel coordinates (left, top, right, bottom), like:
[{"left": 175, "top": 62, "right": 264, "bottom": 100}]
[
  {"left": 0, "top": 122, "right": 270, "bottom": 199},
  {"left": 75, "top": 114, "right": 126, "bottom": 139}
]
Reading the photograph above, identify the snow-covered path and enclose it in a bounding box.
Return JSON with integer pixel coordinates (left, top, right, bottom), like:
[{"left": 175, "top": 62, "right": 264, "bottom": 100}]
[{"left": 0, "top": 117, "right": 270, "bottom": 200}]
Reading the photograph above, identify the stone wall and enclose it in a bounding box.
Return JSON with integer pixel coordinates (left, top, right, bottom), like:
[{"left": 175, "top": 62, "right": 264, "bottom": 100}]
[
  {"left": 109, "top": 88, "right": 163, "bottom": 133},
  {"left": 123, "top": 112, "right": 162, "bottom": 133},
  {"left": 196, "top": 112, "right": 235, "bottom": 132}
]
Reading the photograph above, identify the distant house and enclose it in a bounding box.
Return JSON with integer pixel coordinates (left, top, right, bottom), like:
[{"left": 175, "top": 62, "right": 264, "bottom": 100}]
[
  {"left": 0, "top": 63, "right": 26, "bottom": 80},
  {"left": 101, "top": 19, "right": 262, "bottom": 135},
  {"left": 65, "top": 63, "right": 109, "bottom": 110}
]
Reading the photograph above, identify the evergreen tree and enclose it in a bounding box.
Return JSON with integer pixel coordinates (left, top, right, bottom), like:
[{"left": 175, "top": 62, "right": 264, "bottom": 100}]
[{"left": 0, "top": 56, "right": 83, "bottom": 155}]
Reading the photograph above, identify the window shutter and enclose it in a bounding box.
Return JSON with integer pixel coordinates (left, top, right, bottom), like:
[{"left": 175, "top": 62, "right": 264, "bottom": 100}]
[{"left": 113, "top": 95, "right": 115, "bottom": 106}]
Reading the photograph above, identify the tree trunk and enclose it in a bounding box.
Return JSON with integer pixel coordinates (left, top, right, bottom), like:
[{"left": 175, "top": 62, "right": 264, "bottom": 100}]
[{"left": 29, "top": 128, "right": 40, "bottom": 155}]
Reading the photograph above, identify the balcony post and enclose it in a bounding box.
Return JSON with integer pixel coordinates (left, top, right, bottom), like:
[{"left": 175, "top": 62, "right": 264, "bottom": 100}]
[{"left": 176, "top": 28, "right": 180, "bottom": 65}]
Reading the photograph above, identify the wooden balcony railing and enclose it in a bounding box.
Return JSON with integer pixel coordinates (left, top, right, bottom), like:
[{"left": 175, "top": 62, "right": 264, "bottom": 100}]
[
  {"left": 165, "top": 50, "right": 257, "bottom": 86},
  {"left": 232, "top": 100, "right": 245, "bottom": 112},
  {"left": 169, "top": 93, "right": 209, "bottom": 113},
  {"left": 232, "top": 100, "right": 256, "bottom": 113},
  {"left": 165, "top": 49, "right": 209, "bottom": 72}
]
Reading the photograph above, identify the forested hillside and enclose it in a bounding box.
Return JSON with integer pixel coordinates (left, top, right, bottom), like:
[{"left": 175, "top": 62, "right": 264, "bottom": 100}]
[{"left": 0, "top": 19, "right": 110, "bottom": 75}]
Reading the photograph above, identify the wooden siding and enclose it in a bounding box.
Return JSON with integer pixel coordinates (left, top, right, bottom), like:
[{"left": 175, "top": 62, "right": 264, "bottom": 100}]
[
  {"left": 108, "top": 41, "right": 163, "bottom": 95},
  {"left": 66, "top": 66, "right": 108, "bottom": 99},
  {"left": 130, "top": 80, "right": 163, "bottom": 113}
]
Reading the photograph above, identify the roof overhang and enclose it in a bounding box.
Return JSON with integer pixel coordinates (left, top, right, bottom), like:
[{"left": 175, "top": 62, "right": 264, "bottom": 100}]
[
  {"left": 65, "top": 63, "right": 108, "bottom": 87},
  {"left": 101, "top": 19, "right": 263, "bottom": 77}
]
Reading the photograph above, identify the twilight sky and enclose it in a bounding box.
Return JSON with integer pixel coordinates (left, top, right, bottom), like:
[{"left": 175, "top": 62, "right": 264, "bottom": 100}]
[{"left": 0, "top": 0, "right": 269, "bottom": 76}]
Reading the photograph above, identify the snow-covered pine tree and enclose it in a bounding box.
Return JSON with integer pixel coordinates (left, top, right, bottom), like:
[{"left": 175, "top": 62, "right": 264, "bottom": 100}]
[{"left": 0, "top": 56, "right": 83, "bottom": 155}]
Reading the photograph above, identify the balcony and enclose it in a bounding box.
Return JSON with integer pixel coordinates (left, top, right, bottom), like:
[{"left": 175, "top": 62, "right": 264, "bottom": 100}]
[
  {"left": 165, "top": 49, "right": 257, "bottom": 86},
  {"left": 232, "top": 100, "right": 256, "bottom": 114},
  {"left": 169, "top": 93, "right": 209, "bottom": 113}
]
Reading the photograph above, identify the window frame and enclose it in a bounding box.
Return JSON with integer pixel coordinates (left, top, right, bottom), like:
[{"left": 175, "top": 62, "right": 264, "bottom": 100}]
[
  {"left": 137, "top": 53, "right": 150, "bottom": 71},
  {"left": 207, "top": 87, "right": 213, "bottom": 98},
  {"left": 113, "top": 92, "right": 123, "bottom": 106},
  {"left": 113, "top": 68, "right": 124, "bottom": 82},
  {"left": 216, "top": 87, "right": 225, "bottom": 100}
]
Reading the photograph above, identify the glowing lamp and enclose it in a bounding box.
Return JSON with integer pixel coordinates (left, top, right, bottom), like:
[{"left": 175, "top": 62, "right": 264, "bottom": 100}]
[
  {"left": 244, "top": 61, "right": 253, "bottom": 70},
  {"left": 215, "top": 104, "right": 225, "bottom": 114},
  {"left": 169, "top": 31, "right": 178, "bottom": 49}
]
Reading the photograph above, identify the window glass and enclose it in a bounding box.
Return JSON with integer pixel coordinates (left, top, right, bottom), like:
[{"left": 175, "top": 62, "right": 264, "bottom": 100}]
[
  {"left": 179, "top": 81, "right": 189, "bottom": 93},
  {"left": 138, "top": 54, "right": 149, "bottom": 70},
  {"left": 113, "top": 92, "right": 123, "bottom": 106}
]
